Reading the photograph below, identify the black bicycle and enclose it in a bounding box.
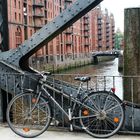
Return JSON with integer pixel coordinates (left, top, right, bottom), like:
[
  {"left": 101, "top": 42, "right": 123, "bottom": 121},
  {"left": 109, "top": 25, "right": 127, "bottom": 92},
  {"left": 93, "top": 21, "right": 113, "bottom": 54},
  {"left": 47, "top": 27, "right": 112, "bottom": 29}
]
[{"left": 6, "top": 73, "right": 124, "bottom": 138}]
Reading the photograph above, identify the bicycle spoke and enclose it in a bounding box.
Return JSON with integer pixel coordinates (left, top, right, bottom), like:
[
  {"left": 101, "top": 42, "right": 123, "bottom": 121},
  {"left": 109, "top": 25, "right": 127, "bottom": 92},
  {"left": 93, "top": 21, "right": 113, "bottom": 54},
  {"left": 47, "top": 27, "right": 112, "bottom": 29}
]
[
  {"left": 106, "top": 104, "right": 121, "bottom": 113},
  {"left": 7, "top": 92, "right": 51, "bottom": 138},
  {"left": 103, "top": 94, "right": 111, "bottom": 111},
  {"left": 14, "top": 103, "right": 24, "bottom": 112},
  {"left": 94, "top": 119, "right": 101, "bottom": 134},
  {"left": 96, "top": 93, "right": 101, "bottom": 111},
  {"left": 80, "top": 92, "right": 124, "bottom": 138},
  {"left": 86, "top": 96, "right": 100, "bottom": 112},
  {"left": 104, "top": 99, "right": 116, "bottom": 111},
  {"left": 105, "top": 117, "right": 116, "bottom": 129},
  {"left": 84, "top": 118, "right": 98, "bottom": 130},
  {"left": 82, "top": 103, "right": 98, "bottom": 113}
]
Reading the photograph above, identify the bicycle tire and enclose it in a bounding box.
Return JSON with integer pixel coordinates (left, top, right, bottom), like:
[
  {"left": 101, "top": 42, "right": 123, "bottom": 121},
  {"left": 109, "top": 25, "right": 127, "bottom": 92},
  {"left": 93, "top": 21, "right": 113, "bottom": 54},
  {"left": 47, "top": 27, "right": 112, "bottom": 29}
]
[
  {"left": 6, "top": 92, "right": 52, "bottom": 138},
  {"left": 79, "top": 91, "right": 124, "bottom": 138}
]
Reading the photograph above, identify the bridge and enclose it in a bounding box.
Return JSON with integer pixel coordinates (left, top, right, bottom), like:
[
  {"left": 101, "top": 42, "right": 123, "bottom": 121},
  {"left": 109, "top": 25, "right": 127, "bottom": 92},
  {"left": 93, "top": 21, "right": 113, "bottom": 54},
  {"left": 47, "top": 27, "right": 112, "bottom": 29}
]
[
  {"left": 0, "top": 0, "right": 140, "bottom": 137},
  {"left": 92, "top": 50, "right": 120, "bottom": 64}
]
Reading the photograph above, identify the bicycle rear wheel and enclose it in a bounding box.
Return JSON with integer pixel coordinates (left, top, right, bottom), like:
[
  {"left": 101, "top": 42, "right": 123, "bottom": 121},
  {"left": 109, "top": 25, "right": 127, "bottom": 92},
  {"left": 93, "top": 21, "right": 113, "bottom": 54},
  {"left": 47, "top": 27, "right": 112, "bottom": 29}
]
[
  {"left": 7, "top": 92, "right": 51, "bottom": 138},
  {"left": 79, "top": 91, "right": 124, "bottom": 138}
]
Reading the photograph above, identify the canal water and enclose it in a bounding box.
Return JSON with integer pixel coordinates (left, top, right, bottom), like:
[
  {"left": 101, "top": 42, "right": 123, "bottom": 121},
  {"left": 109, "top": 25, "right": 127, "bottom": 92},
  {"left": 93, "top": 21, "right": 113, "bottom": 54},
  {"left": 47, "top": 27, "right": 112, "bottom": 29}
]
[
  {"left": 60, "top": 58, "right": 123, "bottom": 100},
  {"left": 63, "top": 58, "right": 121, "bottom": 75}
]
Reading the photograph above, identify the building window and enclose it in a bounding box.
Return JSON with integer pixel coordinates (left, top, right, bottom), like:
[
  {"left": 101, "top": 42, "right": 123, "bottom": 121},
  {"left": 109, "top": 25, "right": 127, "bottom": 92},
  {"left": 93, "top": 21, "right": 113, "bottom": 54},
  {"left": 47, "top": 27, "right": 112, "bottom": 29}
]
[
  {"left": 45, "top": 11, "right": 47, "bottom": 18},
  {"left": 40, "top": 19, "right": 43, "bottom": 25},
  {"left": 14, "top": 0, "right": 16, "bottom": 8},
  {"left": 29, "top": 17, "right": 32, "bottom": 24},
  {"left": 19, "top": 13, "right": 21, "bottom": 22},
  {"left": 29, "top": 6, "right": 32, "bottom": 13},
  {"left": 15, "top": 12, "right": 17, "bottom": 21},
  {"left": 18, "top": 1, "right": 20, "bottom": 9},
  {"left": 15, "top": 26, "right": 22, "bottom": 48},
  {"left": 48, "top": 2, "right": 49, "bottom": 9},
  {"left": 51, "top": 12, "right": 52, "bottom": 18},
  {"left": 30, "top": 29, "right": 32, "bottom": 36}
]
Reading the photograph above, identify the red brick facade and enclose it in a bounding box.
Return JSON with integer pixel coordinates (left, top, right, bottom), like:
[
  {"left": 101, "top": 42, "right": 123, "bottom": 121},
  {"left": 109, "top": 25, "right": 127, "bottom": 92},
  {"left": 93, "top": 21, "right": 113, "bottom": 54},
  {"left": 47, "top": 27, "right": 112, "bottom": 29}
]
[{"left": 6, "top": 0, "right": 115, "bottom": 65}]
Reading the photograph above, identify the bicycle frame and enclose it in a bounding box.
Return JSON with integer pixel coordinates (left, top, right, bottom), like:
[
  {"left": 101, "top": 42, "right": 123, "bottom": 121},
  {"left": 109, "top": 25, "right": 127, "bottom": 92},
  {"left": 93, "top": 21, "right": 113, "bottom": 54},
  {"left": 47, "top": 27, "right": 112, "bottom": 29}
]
[
  {"left": 6, "top": 75, "right": 125, "bottom": 138},
  {"left": 39, "top": 81, "right": 96, "bottom": 122}
]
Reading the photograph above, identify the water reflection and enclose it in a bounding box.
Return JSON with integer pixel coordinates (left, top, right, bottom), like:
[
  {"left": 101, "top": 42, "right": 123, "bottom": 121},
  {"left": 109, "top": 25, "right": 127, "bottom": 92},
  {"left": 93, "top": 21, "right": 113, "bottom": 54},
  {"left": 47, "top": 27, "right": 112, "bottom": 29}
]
[
  {"left": 63, "top": 58, "right": 121, "bottom": 76},
  {"left": 57, "top": 58, "right": 123, "bottom": 100}
]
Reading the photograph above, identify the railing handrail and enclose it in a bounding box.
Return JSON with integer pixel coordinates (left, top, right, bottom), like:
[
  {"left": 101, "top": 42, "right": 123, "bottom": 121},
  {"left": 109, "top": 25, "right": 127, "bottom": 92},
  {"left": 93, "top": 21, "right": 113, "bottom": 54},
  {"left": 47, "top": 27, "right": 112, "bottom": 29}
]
[{"left": 1, "top": 73, "right": 140, "bottom": 78}]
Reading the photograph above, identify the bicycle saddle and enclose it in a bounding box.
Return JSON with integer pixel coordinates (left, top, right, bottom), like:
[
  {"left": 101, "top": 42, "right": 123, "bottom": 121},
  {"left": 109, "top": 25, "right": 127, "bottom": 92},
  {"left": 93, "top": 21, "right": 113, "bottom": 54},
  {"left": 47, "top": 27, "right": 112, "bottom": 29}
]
[{"left": 74, "top": 76, "right": 91, "bottom": 82}]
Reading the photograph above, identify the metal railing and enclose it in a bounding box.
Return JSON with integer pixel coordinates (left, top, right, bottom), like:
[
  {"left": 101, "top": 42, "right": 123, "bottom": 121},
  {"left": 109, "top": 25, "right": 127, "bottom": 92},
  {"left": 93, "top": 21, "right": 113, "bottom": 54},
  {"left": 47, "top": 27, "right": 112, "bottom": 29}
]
[{"left": 1, "top": 73, "right": 140, "bottom": 132}]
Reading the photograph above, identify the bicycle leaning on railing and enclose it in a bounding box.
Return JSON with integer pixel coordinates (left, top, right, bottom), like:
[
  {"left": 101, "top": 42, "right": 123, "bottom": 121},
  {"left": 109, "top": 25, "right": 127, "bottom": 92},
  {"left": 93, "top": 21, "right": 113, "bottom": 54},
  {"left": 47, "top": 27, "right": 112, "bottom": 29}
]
[{"left": 6, "top": 72, "right": 125, "bottom": 138}]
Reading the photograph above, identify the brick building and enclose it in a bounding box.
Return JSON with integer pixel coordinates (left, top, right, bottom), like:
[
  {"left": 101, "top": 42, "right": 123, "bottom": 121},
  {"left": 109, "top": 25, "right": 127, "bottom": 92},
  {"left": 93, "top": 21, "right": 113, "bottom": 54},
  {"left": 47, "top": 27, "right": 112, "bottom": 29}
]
[{"left": 3, "top": 0, "right": 115, "bottom": 68}]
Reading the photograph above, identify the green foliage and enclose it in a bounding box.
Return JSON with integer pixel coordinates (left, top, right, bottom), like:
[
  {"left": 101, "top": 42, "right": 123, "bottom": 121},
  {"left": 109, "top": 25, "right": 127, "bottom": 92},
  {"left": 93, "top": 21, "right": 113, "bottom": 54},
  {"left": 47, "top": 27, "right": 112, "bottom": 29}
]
[{"left": 115, "top": 28, "right": 124, "bottom": 50}]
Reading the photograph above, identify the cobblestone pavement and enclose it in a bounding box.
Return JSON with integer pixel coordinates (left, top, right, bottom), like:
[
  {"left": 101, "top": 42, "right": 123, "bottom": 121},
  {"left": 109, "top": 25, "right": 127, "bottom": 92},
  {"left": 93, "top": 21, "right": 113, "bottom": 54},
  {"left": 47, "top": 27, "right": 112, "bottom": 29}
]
[{"left": 0, "top": 126, "right": 140, "bottom": 140}]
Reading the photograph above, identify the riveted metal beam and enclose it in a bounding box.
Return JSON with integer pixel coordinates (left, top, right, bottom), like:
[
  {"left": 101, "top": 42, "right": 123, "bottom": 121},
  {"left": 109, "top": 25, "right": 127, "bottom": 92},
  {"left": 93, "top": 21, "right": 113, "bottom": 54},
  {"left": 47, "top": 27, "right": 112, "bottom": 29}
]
[
  {"left": 0, "top": 0, "right": 9, "bottom": 51},
  {"left": 0, "top": 0, "right": 102, "bottom": 71},
  {"left": 0, "top": 0, "right": 103, "bottom": 96},
  {"left": 0, "top": 0, "right": 9, "bottom": 123}
]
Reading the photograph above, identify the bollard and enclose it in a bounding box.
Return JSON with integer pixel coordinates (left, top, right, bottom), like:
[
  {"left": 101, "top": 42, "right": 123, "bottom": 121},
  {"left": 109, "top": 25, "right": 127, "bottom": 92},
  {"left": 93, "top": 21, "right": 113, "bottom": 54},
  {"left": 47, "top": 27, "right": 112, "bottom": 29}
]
[{"left": 124, "top": 8, "right": 140, "bottom": 103}]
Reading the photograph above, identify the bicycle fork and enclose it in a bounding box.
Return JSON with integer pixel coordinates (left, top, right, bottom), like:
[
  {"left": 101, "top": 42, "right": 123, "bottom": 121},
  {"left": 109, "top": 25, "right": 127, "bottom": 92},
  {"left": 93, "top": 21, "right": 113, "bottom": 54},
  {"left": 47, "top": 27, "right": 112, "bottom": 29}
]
[
  {"left": 68, "top": 94, "right": 73, "bottom": 131},
  {"left": 68, "top": 85, "right": 82, "bottom": 132},
  {"left": 68, "top": 108, "right": 73, "bottom": 131}
]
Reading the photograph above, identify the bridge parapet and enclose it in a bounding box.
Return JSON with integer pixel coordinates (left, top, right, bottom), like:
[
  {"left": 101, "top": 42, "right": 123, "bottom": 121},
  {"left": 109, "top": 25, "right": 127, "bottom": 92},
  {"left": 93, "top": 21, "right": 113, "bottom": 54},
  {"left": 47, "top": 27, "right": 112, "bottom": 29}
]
[
  {"left": 92, "top": 50, "right": 121, "bottom": 57},
  {"left": 1, "top": 73, "right": 140, "bottom": 133},
  {"left": 92, "top": 50, "right": 120, "bottom": 64}
]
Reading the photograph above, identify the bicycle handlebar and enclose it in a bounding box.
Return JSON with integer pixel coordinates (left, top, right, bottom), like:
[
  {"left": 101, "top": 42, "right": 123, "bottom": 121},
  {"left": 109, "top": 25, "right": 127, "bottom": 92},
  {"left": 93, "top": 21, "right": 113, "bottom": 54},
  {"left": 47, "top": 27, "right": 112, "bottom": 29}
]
[{"left": 39, "top": 71, "right": 51, "bottom": 83}]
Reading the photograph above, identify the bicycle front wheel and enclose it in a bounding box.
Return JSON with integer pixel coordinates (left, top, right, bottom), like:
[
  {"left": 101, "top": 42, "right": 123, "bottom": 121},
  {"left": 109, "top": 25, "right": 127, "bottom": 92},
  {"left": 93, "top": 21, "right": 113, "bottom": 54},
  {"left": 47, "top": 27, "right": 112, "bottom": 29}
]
[
  {"left": 79, "top": 91, "right": 124, "bottom": 138},
  {"left": 7, "top": 92, "right": 51, "bottom": 138}
]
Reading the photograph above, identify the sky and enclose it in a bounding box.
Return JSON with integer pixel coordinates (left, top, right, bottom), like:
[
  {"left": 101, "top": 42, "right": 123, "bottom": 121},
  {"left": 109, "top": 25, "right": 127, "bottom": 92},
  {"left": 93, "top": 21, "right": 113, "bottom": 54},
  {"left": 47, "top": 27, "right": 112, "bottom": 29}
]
[{"left": 101, "top": 0, "right": 140, "bottom": 32}]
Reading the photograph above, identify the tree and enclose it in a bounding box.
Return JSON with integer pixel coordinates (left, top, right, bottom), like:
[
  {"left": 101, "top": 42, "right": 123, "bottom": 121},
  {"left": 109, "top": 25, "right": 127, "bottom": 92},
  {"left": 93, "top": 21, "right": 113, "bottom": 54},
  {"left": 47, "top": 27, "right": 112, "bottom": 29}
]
[{"left": 115, "top": 28, "right": 123, "bottom": 50}]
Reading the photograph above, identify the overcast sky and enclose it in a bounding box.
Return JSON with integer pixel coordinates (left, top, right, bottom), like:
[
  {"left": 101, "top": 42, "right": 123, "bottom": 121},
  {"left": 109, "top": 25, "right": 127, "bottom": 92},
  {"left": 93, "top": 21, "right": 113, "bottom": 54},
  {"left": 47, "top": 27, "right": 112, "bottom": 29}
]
[{"left": 101, "top": 0, "right": 140, "bottom": 32}]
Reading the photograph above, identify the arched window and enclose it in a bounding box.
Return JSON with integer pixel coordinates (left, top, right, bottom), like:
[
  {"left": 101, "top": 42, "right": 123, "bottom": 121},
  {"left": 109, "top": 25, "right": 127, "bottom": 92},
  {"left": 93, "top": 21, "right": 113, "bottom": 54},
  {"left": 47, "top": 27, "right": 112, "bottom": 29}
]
[{"left": 15, "top": 26, "right": 22, "bottom": 48}]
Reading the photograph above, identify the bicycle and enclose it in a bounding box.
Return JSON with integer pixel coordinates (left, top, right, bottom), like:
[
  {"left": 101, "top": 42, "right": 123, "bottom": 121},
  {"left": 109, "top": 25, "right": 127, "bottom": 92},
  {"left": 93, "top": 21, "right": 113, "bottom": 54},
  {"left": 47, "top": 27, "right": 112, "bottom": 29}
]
[{"left": 6, "top": 73, "right": 125, "bottom": 138}]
